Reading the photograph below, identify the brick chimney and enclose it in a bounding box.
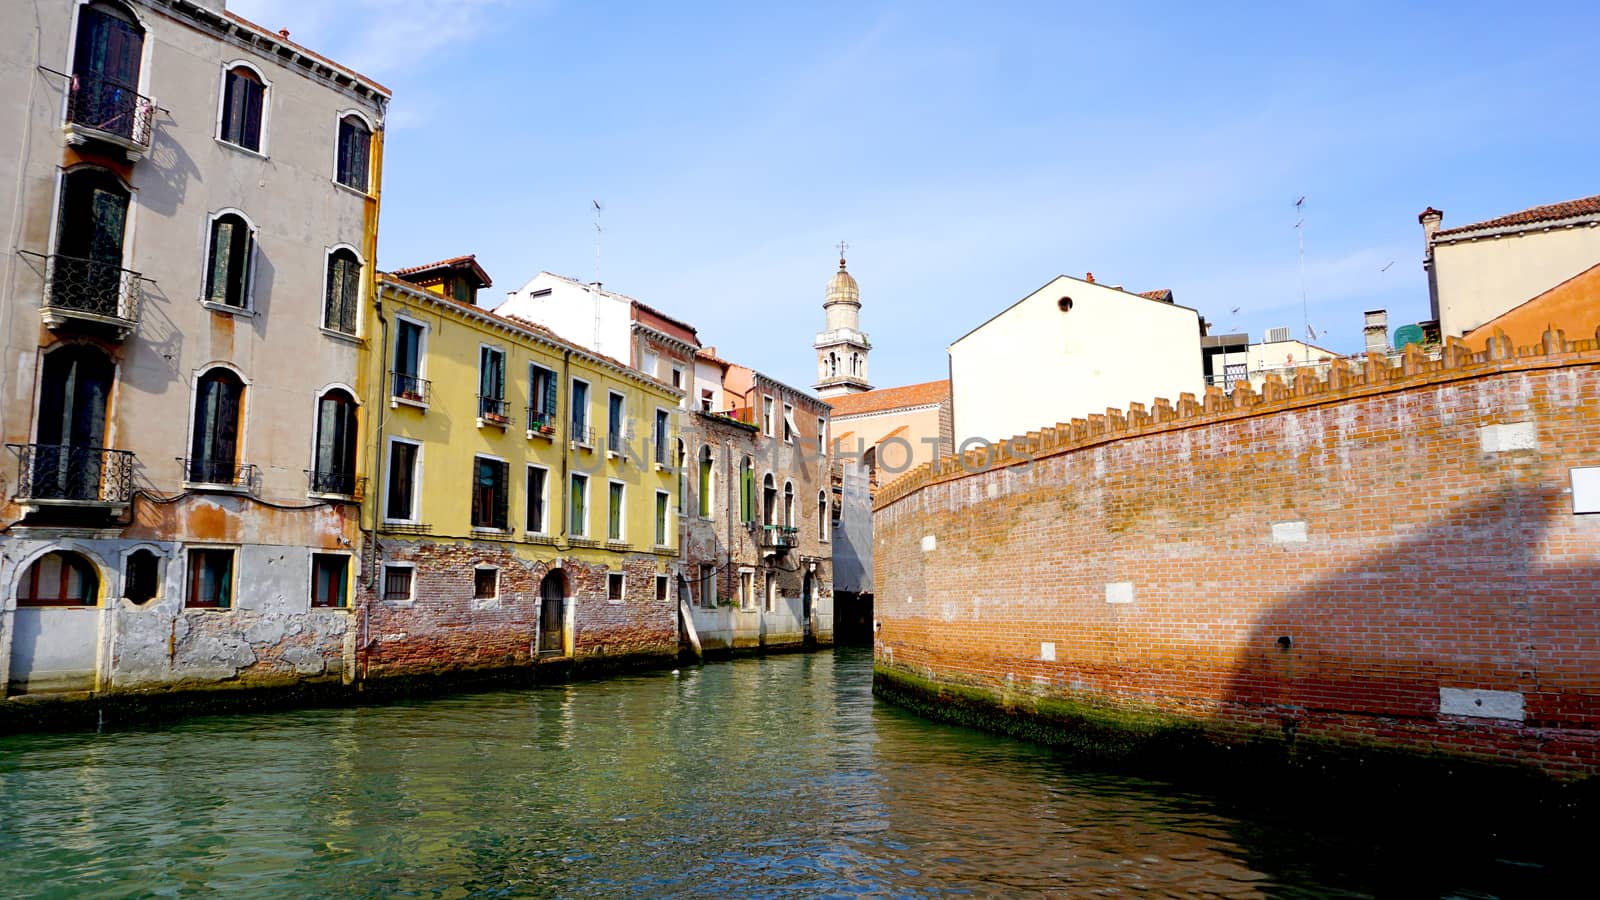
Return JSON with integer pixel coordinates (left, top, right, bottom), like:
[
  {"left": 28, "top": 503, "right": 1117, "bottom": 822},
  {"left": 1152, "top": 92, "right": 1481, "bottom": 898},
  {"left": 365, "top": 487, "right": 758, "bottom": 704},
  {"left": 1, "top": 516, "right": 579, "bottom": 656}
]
[
  {"left": 1418, "top": 207, "right": 1443, "bottom": 321},
  {"left": 1085, "top": 272, "right": 1095, "bottom": 283}
]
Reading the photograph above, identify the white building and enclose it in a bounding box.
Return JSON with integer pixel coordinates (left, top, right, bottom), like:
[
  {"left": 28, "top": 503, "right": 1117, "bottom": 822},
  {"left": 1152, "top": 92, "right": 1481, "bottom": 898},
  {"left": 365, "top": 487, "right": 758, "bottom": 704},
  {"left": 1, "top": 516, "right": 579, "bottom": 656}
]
[
  {"left": 1421, "top": 195, "right": 1600, "bottom": 338},
  {"left": 948, "top": 274, "right": 1203, "bottom": 446}
]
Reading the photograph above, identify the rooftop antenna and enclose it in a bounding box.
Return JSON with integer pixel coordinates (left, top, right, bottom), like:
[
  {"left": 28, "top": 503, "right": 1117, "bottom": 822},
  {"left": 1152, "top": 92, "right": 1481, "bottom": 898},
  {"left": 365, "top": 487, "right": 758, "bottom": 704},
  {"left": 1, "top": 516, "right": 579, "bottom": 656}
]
[
  {"left": 1295, "top": 196, "right": 1317, "bottom": 342},
  {"left": 592, "top": 200, "right": 603, "bottom": 351}
]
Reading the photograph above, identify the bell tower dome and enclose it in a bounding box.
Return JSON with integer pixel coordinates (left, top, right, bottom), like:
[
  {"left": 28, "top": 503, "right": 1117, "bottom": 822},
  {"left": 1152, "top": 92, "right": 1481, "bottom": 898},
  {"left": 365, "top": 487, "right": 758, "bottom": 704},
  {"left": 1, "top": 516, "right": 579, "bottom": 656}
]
[{"left": 814, "top": 244, "right": 872, "bottom": 398}]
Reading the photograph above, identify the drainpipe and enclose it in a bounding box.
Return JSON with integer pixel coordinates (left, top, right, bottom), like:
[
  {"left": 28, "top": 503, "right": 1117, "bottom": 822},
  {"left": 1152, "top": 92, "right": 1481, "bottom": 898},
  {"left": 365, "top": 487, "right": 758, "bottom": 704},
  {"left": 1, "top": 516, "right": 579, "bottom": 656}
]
[{"left": 357, "top": 111, "right": 387, "bottom": 681}]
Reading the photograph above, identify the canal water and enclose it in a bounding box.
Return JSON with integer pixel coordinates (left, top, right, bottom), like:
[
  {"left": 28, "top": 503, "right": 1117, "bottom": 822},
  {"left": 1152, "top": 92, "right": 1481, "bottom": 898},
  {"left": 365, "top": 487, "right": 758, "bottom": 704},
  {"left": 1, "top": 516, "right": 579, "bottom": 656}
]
[{"left": 0, "top": 649, "right": 1568, "bottom": 897}]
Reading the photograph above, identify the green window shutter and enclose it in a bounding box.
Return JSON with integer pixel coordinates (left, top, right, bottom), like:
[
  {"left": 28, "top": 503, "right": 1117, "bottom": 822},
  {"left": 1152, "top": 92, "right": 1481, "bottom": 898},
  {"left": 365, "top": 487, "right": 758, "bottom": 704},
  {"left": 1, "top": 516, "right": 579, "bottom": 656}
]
[
  {"left": 544, "top": 370, "right": 558, "bottom": 421},
  {"left": 207, "top": 219, "right": 232, "bottom": 304},
  {"left": 495, "top": 461, "right": 509, "bottom": 529}
]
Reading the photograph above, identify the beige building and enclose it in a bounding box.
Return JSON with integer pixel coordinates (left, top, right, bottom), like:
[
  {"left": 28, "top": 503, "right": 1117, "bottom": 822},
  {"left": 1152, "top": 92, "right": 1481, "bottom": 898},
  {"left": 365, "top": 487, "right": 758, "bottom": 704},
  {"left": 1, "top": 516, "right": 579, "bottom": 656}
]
[
  {"left": 1421, "top": 195, "right": 1600, "bottom": 338},
  {"left": 0, "top": 0, "right": 387, "bottom": 695},
  {"left": 948, "top": 274, "right": 1203, "bottom": 446}
]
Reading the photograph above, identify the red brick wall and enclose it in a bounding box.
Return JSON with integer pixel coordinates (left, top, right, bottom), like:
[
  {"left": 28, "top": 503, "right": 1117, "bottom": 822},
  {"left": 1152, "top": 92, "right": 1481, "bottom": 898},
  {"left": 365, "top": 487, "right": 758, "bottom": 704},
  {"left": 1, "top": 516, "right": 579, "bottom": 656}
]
[
  {"left": 359, "top": 538, "right": 676, "bottom": 677},
  {"left": 875, "top": 333, "right": 1600, "bottom": 778}
]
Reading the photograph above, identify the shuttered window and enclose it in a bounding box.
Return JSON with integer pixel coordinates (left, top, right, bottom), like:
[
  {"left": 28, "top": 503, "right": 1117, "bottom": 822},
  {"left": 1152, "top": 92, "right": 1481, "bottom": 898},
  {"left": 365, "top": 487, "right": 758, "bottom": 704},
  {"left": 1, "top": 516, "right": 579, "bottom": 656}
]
[
  {"left": 471, "top": 456, "right": 509, "bottom": 530},
  {"left": 204, "top": 214, "right": 252, "bottom": 308},
  {"left": 220, "top": 66, "right": 265, "bottom": 151},
  {"left": 324, "top": 249, "right": 360, "bottom": 334},
  {"left": 335, "top": 115, "right": 370, "bottom": 191},
  {"left": 570, "top": 474, "right": 589, "bottom": 537}
]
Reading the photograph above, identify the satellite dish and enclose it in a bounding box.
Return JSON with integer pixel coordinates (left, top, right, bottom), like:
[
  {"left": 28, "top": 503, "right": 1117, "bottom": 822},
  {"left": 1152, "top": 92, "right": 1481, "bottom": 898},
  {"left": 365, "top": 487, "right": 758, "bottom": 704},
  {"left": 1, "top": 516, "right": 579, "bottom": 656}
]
[{"left": 1394, "top": 323, "right": 1425, "bottom": 348}]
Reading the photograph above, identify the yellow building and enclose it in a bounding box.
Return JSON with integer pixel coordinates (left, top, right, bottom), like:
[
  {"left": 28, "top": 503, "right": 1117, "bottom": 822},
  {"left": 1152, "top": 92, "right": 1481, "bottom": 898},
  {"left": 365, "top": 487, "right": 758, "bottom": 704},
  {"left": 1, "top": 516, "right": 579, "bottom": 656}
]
[{"left": 358, "top": 258, "right": 683, "bottom": 675}]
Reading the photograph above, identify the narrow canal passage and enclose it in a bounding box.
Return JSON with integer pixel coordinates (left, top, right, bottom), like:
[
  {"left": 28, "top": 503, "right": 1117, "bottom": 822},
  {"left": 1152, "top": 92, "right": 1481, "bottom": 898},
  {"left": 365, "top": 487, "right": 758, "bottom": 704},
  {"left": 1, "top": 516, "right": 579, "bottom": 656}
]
[{"left": 0, "top": 649, "right": 1566, "bottom": 896}]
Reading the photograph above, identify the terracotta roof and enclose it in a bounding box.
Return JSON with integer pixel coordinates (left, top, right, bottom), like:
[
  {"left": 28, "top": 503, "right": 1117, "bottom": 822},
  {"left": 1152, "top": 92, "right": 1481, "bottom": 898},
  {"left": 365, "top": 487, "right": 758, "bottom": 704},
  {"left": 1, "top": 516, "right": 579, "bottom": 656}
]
[
  {"left": 1462, "top": 262, "right": 1600, "bottom": 348},
  {"left": 1137, "top": 288, "right": 1174, "bottom": 302},
  {"left": 392, "top": 254, "right": 492, "bottom": 288},
  {"left": 695, "top": 347, "right": 732, "bottom": 369},
  {"left": 827, "top": 380, "right": 950, "bottom": 418},
  {"left": 223, "top": 11, "right": 391, "bottom": 96},
  {"left": 1435, "top": 194, "right": 1600, "bottom": 238}
]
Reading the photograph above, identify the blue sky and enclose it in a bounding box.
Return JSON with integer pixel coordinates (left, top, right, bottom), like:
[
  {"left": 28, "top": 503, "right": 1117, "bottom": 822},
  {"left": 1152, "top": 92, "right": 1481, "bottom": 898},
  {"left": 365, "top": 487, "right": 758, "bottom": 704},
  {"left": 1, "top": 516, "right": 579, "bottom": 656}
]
[{"left": 234, "top": 0, "right": 1599, "bottom": 393}]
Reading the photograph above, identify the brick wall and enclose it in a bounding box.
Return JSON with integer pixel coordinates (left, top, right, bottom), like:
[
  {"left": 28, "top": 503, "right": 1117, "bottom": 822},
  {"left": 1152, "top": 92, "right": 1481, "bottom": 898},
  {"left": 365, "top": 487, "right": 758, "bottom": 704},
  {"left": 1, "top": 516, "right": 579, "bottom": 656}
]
[{"left": 874, "top": 330, "right": 1600, "bottom": 779}]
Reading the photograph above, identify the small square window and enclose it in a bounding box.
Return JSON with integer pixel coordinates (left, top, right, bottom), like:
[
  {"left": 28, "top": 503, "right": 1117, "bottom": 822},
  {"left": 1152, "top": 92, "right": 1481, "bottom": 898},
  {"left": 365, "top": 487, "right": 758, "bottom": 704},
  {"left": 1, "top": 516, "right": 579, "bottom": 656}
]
[
  {"left": 186, "top": 548, "right": 234, "bottom": 609},
  {"left": 607, "top": 571, "right": 625, "bottom": 602},
  {"left": 383, "top": 565, "right": 414, "bottom": 604},
  {"left": 311, "top": 553, "right": 349, "bottom": 608},
  {"left": 474, "top": 567, "right": 498, "bottom": 600}
]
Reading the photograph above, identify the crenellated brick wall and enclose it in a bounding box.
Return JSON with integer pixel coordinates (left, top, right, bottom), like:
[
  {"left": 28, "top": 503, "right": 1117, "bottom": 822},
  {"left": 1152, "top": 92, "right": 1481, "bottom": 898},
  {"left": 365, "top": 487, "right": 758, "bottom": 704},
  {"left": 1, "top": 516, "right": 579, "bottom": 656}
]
[{"left": 873, "top": 328, "right": 1600, "bottom": 779}]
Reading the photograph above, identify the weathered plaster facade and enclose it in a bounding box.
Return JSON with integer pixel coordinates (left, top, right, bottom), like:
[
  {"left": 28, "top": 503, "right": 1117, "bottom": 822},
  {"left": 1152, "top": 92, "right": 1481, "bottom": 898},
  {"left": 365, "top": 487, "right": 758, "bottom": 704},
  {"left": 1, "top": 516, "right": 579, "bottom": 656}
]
[{"left": 0, "top": 0, "right": 386, "bottom": 699}]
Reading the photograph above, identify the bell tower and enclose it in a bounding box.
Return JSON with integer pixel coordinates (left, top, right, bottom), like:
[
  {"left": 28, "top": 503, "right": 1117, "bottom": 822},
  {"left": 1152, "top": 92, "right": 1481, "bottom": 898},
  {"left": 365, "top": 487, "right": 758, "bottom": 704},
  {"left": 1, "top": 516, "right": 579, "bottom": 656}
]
[{"left": 814, "top": 243, "right": 872, "bottom": 398}]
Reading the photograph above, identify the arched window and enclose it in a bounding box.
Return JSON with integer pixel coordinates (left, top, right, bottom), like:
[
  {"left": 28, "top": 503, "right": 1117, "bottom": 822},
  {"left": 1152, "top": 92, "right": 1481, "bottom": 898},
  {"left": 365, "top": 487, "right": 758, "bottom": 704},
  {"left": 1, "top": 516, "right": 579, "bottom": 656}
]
[
  {"left": 33, "top": 345, "right": 113, "bottom": 501},
  {"left": 18, "top": 551, "right": 98, "bottom": 607},
  {"left": 783, "top": 481, "right": 795, "bottom": 528},
  {"left": 828, "top": 352, "right": 838, "bottom": 377},
  {"left": 204, "top": 212, "right": 253, "bottom": 308},
  {"left": 123, "top": 548, "right": 159, "bottom": 604},
  {"left": 818, "top": 490, "right": 828, "bottom": 541},
  {"left": 190, "top": 367, "right": 243, "bottom": 484},
  {"left": 851, "top": 353, "right": 861, "bottom": 376},
  {"left": 336, "top": 114, "right": 371, "bottom": 191},
  {"left": 219, "top": 65, "right": 265, "bottom": 151},
  {"left": 324, "top": 247, "right": 360, "bottom": 334},
  {"left": 697, "top": 445, "right": 714, "bottom": 518},
  {"left": 675, "top": 438, "right": 687, "bottom": 514},
  {"left": 762, "top": 473, "right": 776, "bottom": 527},
  {"left": 68, "top": 2, "right": 145, "bottom": 143},
  {"left": 53, "top": 168, "right": 130, "bottom": 317},
  {"left": 312, "top": 389, "right": 358, "bottom": 496}
]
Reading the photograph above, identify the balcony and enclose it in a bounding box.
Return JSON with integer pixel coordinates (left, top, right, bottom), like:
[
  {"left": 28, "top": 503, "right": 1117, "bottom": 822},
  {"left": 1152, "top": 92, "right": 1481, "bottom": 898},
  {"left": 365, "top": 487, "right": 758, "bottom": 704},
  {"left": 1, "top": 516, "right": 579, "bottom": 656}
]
[
  {"left": 39, "top": 254, "right": 142, "bottom": 339},
  {"left": 180, "top": 457, "right": 256, "bottom": 492},
  {"left": 569, "top": 426, "right": 596, "bottom": 451},
  {"left": 390, "top": 372, "right": 430, "bottom": 408},
  {"left": 64, "top": 73, "right": 156, "bottom": 160},
  {"left": 760, "top": 524, "right": 799, "bottom": 552},
  {"left": 526, "top": 407, "right": 557, "bottom": 440},
  {"left": 6, "top": 444, "right": 135, "bottom": 514},
  {"left": 307, "top": 469, "right": 365, "bottom": 502},
  {"left": 477, "top": 395, "right": 512, "bottom": 429}
]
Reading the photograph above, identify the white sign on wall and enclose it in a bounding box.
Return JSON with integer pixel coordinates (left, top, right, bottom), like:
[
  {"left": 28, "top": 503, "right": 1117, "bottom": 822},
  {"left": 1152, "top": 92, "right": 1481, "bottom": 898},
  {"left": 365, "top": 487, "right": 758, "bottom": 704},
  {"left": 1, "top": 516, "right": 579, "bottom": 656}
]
[{"left": 1573, "top": 467, "right": 1600, "bottom": 515}]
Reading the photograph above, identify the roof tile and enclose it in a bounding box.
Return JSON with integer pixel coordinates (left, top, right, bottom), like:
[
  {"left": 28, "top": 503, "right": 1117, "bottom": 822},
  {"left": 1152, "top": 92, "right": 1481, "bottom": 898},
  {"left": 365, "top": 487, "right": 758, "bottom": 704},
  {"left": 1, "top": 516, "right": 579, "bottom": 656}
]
[
  {"left": 827, "top": 380, "right": 950, "bottom": 417},
  {"left": 1435, "top": 194, "right": 1600, "bottom": 238}
]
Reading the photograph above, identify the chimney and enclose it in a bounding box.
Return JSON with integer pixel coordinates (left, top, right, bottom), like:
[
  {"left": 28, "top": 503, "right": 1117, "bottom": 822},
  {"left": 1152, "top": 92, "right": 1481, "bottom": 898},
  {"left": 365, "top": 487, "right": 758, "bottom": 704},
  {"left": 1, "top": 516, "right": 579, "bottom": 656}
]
[
  {"left": 279, "top": 28, "right": 291, "bottom": 39},
  {"left": 1085, "top": 272, "right": 1095, "bottom": 283},
  {"left": 1363, "top": 309, "right": 1389, "bottom": 355},
  {"left": 1418, "top": 207, "right": 1443, "bottom": 321}
]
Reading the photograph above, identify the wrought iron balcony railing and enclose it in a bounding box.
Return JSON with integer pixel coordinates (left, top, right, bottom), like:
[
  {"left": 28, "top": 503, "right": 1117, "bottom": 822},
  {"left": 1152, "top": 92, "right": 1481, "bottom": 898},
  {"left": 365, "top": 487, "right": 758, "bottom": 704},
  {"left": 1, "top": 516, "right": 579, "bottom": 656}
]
[
  {"left": 391, "top": 372, "right": 430, "bottom": 405},
  {"left": 40, "top": 254, "right": 142, "bottom": 335},
  {"left": 478, "top": 395, "right": 511, "bottom": 426},
  {"left": 526, "top": 407, "right": 557, "bottom": 436},
  {"left": 66, "top": 72, "right": 155, "bottom": 153},
  {"left": 181, "top": 457, "right": 256, "bottom": 490},
  {"left": 607, "top": 427, "right": 626, "bottom": 454},
  {"left": 760, "top": 524, "right": 799, "bottom": 550},
  {"left": 307, "top": 469, "right": 365, "bottom": 500},
  {"left": 569, "top": 426, "right": 596, "bottom": 448},
  {"left": 7, "top": 443, "right": 135, "bottom": 507}
]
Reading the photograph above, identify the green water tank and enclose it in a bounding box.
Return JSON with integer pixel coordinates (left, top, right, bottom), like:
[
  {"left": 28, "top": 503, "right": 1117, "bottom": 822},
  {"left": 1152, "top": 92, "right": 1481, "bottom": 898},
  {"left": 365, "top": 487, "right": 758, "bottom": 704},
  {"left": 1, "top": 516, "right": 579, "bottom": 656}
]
[{"left": 1394, "top": 323, "right": 1425, "bottom": 348}]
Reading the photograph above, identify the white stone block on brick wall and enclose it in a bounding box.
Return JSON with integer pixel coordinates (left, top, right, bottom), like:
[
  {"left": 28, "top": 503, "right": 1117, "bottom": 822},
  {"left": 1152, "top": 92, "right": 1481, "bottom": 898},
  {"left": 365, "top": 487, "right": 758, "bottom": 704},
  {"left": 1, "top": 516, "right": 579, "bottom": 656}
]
[
  {"left": 1572, "top": 466, "right": 1600, "bottom": 514},
  {"left": 1105, "top": 582, "right": 1134, "bottom": 604},
  {"left": 1438, "top": 687, "right": 1525, "bottom": 721},
  {"left": 921, "top": 534, "right": 937, "bottom": 552},
  {"left": 1040, "top": 641, "right": 1056, "bottom": 661},
  {"left": 1272, "top": 521, "right": 1308, "bottom": 544},
  {"left": 1478, "top": 422, "right": 1537, "bottom": 453}
]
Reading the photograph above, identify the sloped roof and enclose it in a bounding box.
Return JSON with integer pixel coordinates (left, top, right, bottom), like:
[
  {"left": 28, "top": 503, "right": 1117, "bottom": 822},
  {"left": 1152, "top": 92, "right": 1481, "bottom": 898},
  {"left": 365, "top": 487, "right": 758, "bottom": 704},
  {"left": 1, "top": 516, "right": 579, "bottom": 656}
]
[
  {"left": 1435, "top": 194, "right": 1600, "bottom": 238},
  {"left": 392, "top": 254, "right": 492, "bottom": 288},
  {"left": 223, "top": 11, "right": 390, "bottom": 96},
  {"left": 1462, "top": 262, "right": 1600, "bottom": 347},
  {"left": 828, "top": 380, "right": 950, "bottom": 418},
  {"left": 1137, "top": 288, "right": 1174, "bottom": 302}
]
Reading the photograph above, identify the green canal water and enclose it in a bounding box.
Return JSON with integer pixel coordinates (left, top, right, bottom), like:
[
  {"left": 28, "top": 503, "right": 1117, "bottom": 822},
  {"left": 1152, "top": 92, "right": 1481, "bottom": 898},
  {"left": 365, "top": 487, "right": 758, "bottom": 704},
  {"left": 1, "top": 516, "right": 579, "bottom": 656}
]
[{"left": 0, "top": 649, "right": 1570, "bottom": 897}]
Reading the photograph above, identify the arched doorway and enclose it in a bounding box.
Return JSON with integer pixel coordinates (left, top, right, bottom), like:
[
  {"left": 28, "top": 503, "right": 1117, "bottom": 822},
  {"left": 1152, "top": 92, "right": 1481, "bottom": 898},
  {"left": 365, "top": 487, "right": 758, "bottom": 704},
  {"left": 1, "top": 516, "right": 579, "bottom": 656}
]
[
  {"left": 538, "top": 569, "right": 567, "bottom": 656},
  {"left": 9, "top": 550, "right": 102, "bottom": 694}
]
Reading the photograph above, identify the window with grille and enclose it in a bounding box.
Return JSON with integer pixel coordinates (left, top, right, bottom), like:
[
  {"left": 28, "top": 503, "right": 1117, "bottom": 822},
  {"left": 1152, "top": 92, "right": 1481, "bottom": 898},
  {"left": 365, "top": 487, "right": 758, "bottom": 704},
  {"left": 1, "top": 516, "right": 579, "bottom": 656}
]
[
  {"left": 474, "top": 567, "right": 498, "bottom": 600},
  {"left": 382, "top": 565, "right": 413, "bottom": 604}
]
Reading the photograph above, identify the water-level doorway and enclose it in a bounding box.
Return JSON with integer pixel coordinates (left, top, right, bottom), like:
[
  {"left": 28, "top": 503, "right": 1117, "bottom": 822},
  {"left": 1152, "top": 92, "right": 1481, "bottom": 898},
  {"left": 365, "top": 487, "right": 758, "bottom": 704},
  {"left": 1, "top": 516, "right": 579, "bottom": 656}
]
[{"left": 538, "top": 569, "right": 567, "bottom": 656}]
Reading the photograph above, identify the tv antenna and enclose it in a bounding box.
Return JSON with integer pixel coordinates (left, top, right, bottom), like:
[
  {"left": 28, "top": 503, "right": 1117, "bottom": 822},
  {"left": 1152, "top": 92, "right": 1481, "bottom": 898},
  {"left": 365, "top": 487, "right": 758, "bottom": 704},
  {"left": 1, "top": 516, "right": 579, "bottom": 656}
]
[
  {"left": 592, "top": 200, "right": 603, "bottom": 286},
  {"left": 1295, "top": 196, "right": 1317, "bottom": 341}
]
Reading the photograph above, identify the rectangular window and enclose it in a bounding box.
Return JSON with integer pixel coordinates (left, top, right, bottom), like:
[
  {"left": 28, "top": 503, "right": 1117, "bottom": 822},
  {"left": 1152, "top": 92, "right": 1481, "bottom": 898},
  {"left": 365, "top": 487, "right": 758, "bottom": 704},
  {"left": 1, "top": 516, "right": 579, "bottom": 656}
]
[
  {"left": 474, "top": 567, "right": 498, "bottom": 600},
  {"left": 740, "top": 570, "right": 755, "bottom": 611},
  {"left": 186, "top": 548, "right": 234, "bottom": 609},
  {"left": 819, "top": 492, "right": 830, "bottom": 541},
  {"left": 335, "top": 115, "right": 371, "bottom": 192},
  {"left": 479, "top": 347, "right": 507, "bottom": 422},
  {"left": 641, "top": 350, "right": 658, "bottom": 379},
  {"left": 700, "top": 389, "right": 714, "bottom": 412},
  {"left": 655, "top": 574, "right": 669, "bottom": 604},
  {"left": 324, "top": 249, "right": 360, "bottom": 334},
  {"left": 817, "top": 416, "right": 827, "bottom": 455},
  {"left": 655, "top": 490, "right": 670, "bottom": 546},
  {"left": 393, "top": 319, "right": 426, "bottom": 400},
  {"left": 653, "top": 408, "right": 670, "bottom": 465},
  {"left": 699, "top": 563, "right": 717, "bottom": 607},
  {"left": 608, "top": 481, "right": 625, "bottom": 541},
  {"left": 571, "top": 379, "right": 590, "bottom": 440},
  {"left": 698, "top": 448, "right": 713, "bottom": 518},
  {"left": 385, "top": 440, "right": 419, "bottom": 521},
  {"left": 526, "top": 465, "right": 548, "bottom": 533},
  {"left": 382, "top": 564, "right": 413, "bottom": 604},
  {"left": 782, "top": 403, "right": 796, "bottom": 443},
  {"left": 529, "top": 364, "right": 557, "bottom": 429},
  {"left": 570, "top": 473, "right": 589, "bottom": 536},
  {"left": 219, "top": 67, "right": 265, "bottom": 152},
  {"left": 471, "top": 456, "right": 509, "bottom": 530},
  {"left": 607, "top": 391, "right": 625, "bottom": 454},
  {"left": 204, "top": 215, "right": 252, "bottom": 308},
  {"left": 607, "top": 571, "right": 624, "bottom": 602},
  {"left": 310, "top": 553, "right": 348, "bottom": 608},
  {"left": 671, "top": 366, "right": 683, "bottom": 389},
  {"left": 740, "top": 465, "right": 755, "bottom": 523},
  {"left": 762, "top": 396, "right": 775, "bottom": 436}
]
